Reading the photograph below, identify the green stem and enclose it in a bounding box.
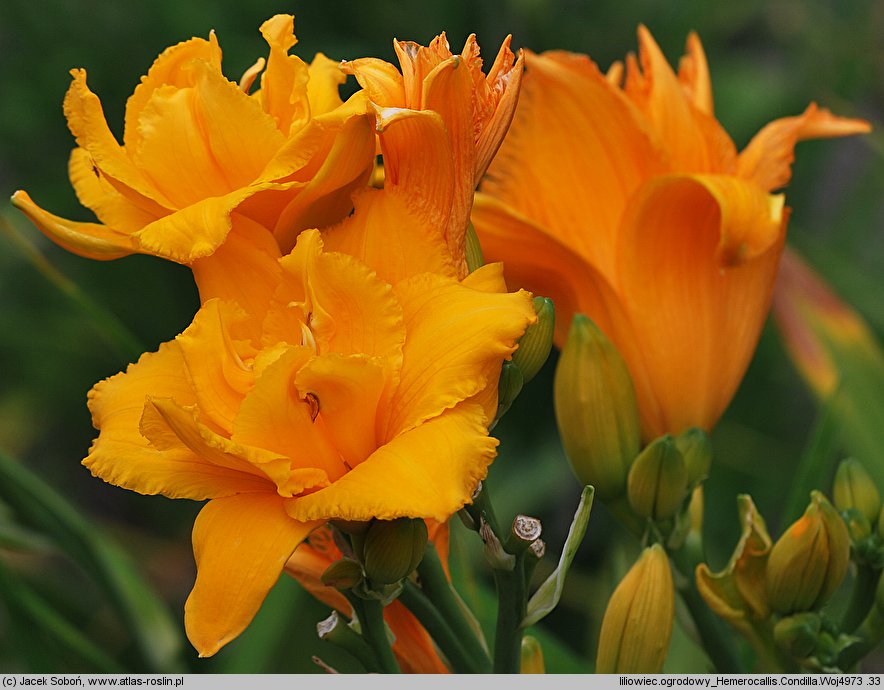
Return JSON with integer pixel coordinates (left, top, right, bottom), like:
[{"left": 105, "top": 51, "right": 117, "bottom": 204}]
[
  {"left": 843, "top": 564, "right": 879, "bottom": 633},
  {"left": 416, "top": 544, "right": 491, "bottom": 671},
  {"left": 838, "top": 613, "right": 884, "bottom": 670},
  {"left": 348, "top": 596, "right": 400, "bottom": 673},
  {"left": 670, "top": 537, "right": 744, "bottom": 673},
  {"left": 492, "top": 553, "right": 527, "bottom": 673},
  {"left": 399, "top": 581, "right": 487, "bottom": 673}
]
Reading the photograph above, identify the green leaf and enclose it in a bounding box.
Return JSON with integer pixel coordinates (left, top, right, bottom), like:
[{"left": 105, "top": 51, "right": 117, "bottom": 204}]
[
  {"left": 523, "top": 485, "right": 594, "bottom": 628},
  {"left": 0, "top": 449, "right": 184, "bottom": 671},
  {"left": 0, "top": 557, "right": 126, "bottom": 672}
]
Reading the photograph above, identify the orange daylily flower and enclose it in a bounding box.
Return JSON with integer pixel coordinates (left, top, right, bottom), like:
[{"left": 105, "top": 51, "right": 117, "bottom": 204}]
[
  {"left": 285, "top": 523, "right": 451, "bottom": 673},
  {"left": 472, "top": 27, "right": 870, "bottom": 438},
  {"left": 12, "top": 15, "right": 375, "bottom": 278},
  {"left": 324, "top": 33, "right": 524, "bottom": 281},
  {"left": 83, "top": 228, "right": 535, "bottom": 657}
]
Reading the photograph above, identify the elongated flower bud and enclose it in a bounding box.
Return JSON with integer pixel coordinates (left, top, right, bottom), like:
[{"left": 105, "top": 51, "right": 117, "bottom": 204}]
[
  {"left": 834, "top": 458, "right": 881, "bottom": 526},
  {"left": 554, "top": 314, "right": 641, "bottom": 500},
  {"left": 766, "top": 491, "right": 850, "bottom": 614},
  {"left": 596, "top": 544, "right": 674, "bottom": 673},
  {"left": 627, "top": 435, "right": 689, "bottom": 521},
  {"left": 512, "top": 297, "right": 555, "bottom": 385},
  {"left": 363, "top": 518, "right": 428, "bottom": 586}
]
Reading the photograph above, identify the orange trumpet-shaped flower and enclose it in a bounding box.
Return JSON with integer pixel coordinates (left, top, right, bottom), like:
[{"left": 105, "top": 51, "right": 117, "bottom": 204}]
[
  {"left": 12, "top": 15, "right": 374, "bottom": 269},
  {"left": 472, "top": 26, "right": 870, "bottom": 438},
  {"left": 83, "top": 228, "right": 535, "bottom": 657},
  {"left": 285, "top": 523, "right": 450, "bottom": 673},
  {"left": 325, "top": 33, "right": 524, "bottom": 281}
]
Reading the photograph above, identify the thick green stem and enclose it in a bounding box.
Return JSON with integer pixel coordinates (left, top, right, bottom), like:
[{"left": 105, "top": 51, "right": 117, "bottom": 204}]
[
  {"left": 492, "top": 554, "right": 527, "bottom": 674},
  {"left": 416, "top": 544, "right": 491, "bottom": 671},
  {"left": 348, "top": 596, "right": 400, "bottom": 673},
  {"left": 842, "top": 564, "right": 879, "bottom": 633},
  {"left": 671, "top": 537, "right": 744, "bottom": 673},
  {"left": 399, "top": 581, "right": 487, "bottom": 673}
]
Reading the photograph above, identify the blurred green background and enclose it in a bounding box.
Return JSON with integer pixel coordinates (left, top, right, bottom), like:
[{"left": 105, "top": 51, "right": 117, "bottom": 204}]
[{"left": 0, "top": 0, "right": 881, "bottom": 674}]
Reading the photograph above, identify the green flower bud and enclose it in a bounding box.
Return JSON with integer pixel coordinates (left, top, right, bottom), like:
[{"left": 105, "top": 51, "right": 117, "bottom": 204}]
[
  {"left": 363, "top": 517, "right": 428, "bottom": 585},
  {"left": 511, "top": 297, "right": 555, "bottom": 385},
  {"left": 774, "top": 612, "right": 821, "bottom": 659},
  {"left": 834, "top": 458, "right": 881, "bottom": 526},
  {"left": 320, "top": 558, "right": 365, "bottom": 590},
  {"left": 627, "top": 435, "right": 689, "bottom": 521},
  {"left": 496, "top": 360, "right": 524, "bottom": 420},
  {"left": 674, "top": 427, "right": 712, "bottom": 486},
  {"left": 554, "top": 314, "right": 641, "bottom": 500},
  {"left": 766, "top": 491, "right": 850, "bottom": 614},
  {"left": 596, "top": 544, "right": 674, "bottom": 673}
]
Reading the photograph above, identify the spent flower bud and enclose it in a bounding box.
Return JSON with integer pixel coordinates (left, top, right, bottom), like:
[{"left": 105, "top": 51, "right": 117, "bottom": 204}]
[
  {"left": 320, "top": 558, "right": 365, "bottom": 590},
  {"left": 554, "top": 314, "right": 641, "bottom": 500}
]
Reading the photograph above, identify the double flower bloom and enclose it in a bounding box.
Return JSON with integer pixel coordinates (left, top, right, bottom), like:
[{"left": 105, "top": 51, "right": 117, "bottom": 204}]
[{"left": 13, "top": 14, "right": 869, "bottom": 666}]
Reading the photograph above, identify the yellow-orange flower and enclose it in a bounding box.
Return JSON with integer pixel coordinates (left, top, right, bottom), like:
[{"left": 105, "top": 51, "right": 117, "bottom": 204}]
[
  {"left": 472, "top": 27, "right": 870, "bottom": 438},
  {"left": 285, "top": 523, "right": 450, "bottom": 673},
  {"left": 325, "top": 33, "right": 524, "bottom": 281},
  {"left": 83, "top": 228, "right": 535, "bottom": 657},
  {"left": 12, "top": 15, "right": 374, "bottom": 277}
]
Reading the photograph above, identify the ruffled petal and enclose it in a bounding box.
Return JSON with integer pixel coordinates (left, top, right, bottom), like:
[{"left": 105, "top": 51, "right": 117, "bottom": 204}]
[
  {"left": 295, "top": 354, "right": 387, "bottom": 469},
  {"left": 68, "top": 147, "right": 160, "bottom": 234},
  {"left": 614, "top": 174, "right": 787, "bottom": 437},
  {"left": 132, "top": 60, "right": 284, "bottom": 207},
  {"left": 285, "top": 403, "right": 496, "bottom": 522},
  {"left": 84, "top": 342, "right": 269, "bottom": 499},
  {"left": 480, "top": 49, "right": 663, "bottom": 280},
  {"left": 737, "top": 102, "right": 872, "bottom": 192},
  {"left": 124, "top": 34, "right": 223, "bottom": 152},
  {"left": 306, "top": 53, "right": 346, "bottom": 116},
  {"left": 232, "top": 346, "right": 347, "bottom": 483},
  {"left": 185, "top": 493, "right": 321, "bottom": 656},
  {"left": 131, "top": 184, "right": 278, "bottom": 263},
  {"left": 10, "top": 190, "right": 136, "bottom": 260},
  {"left": 340, "top": 57, "right": 405, "bottom": 106},
  {"left": 384, "top": 272, "right": 535, "bottom": 438},
  {"left": 176, "top": 299, "right": 257, "bottom": 433},
  {"left": 322, "top": 187, "right": 457, "bottom": 285},
  {"left": 256, "top": 14, "right": 310, "bottom": 135},
  {"left": 64, "top": 69, "right": 170, "bottom": 208},
  {"left": 677, "top": 32, "right": 712, "bottom": 115},
  {"left": 271, "top": 112, "right": 374, "bottom": 252},
  {"left": 191, "top": 214, "right": 283, "bottom": 317}
]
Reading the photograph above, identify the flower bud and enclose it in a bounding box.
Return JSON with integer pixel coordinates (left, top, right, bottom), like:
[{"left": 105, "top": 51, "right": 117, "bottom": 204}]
[
  {"left": 496, "top": 360, "right": 524, "bottom": 420},
  {"left": 774, "top": 612, "right": 821, "bottom": 659},
  {"left": 520, "top": 635, "right": 545, "bottom": 674},
  {"left": 834, "top": 458, "right": 881, "bottom": 526},
  {"left": 674, "top": 428, "right": 712, "bottom": 486},
  {"left": 511, "top": 297, "right": 555, "bottom": 385},
  {"left": 596, "top": 544, "right": 674, "bottom": 673},
  {"left": 362, "top": 517, "right": 428, "bottom": 586},
  {"left": 320, "top": 558, "right": 365, "bottom": 590},
  {"left": 627, "top": 435, "right": 689, "bottom": 521},
  {"left": 554, "top": 314, "right": 641, "bottom": 500},
  {"left": 766, "top": 491, "right": 850, "bottom": 614}
]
